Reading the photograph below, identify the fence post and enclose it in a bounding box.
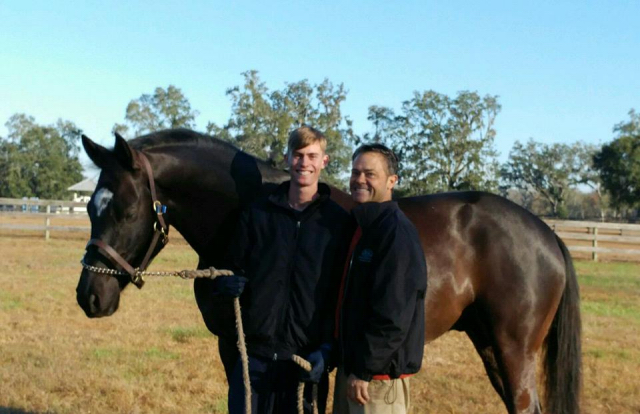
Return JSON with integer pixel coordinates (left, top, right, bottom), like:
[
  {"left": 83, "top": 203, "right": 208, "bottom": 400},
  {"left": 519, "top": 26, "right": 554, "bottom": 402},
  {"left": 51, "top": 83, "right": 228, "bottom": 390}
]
[
  {"left": 591, "top": 226, "right": 598, "bottom": 261},
  {"left": 45, "top": 205, "right": 51, "bottom": 241}
]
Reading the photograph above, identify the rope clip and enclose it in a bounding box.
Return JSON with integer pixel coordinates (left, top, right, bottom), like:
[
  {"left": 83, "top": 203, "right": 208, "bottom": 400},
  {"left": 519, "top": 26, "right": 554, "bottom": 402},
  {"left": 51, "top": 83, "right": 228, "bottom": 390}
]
[{"left": 131, "top": 271, "right": 145, "bottom": 289}]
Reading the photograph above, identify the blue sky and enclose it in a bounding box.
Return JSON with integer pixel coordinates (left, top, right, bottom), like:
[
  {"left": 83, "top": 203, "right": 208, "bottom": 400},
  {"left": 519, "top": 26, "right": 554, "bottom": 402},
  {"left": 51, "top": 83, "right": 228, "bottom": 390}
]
[{"left": 1, "top": 0, "right": 638, "bottom": 174}]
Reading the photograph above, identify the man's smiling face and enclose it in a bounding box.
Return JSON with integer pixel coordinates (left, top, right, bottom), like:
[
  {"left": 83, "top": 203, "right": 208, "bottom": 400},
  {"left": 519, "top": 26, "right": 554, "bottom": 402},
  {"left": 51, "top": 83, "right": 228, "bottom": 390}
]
[
  {"left": 287, "top": 142, "right": 329, "bottom": 188},
  {"left": 350, "top": 152, "right": 397, "bottom": 203}
]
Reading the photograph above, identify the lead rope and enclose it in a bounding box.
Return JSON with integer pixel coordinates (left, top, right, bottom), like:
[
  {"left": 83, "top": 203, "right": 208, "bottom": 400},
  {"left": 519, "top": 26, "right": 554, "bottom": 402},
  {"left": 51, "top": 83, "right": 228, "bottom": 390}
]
[
  {"left": 82, "top": 263, "right": 317, "bottom": 414},
  {"left": 291, "top": 355, "right": 319, "bottom": 414},
  {"left": 232, "top": 296, "right": 252, "bottom": 414}
]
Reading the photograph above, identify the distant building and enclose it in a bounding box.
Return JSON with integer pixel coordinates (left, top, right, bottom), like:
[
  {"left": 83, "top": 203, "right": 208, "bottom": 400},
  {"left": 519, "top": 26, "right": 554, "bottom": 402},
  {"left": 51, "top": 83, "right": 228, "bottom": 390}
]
[
  {"left": 67, "top": 177, "right": 97, "bottom": 203},
  {"left": 66, "top": 177, "right": 97, "bottom": 213}
]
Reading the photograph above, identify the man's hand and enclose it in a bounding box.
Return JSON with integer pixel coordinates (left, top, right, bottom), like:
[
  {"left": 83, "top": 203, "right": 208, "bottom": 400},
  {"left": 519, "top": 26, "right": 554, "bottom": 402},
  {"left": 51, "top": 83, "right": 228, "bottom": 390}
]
[
  {"left": 346, "top": 374, "right": 369, "bottom": 405},
  {"left": 299, "top": 343, "right": 332, "bottom": 383},
  {"left": 213, "top": 275, "right": 248, "bottom": 297}
]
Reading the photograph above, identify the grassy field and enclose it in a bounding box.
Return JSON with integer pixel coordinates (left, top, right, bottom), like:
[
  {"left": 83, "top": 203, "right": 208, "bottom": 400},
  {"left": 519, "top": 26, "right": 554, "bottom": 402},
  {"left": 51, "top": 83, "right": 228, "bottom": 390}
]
[{"left": 1, "top": 234, "right": 639, "bottom": 413}]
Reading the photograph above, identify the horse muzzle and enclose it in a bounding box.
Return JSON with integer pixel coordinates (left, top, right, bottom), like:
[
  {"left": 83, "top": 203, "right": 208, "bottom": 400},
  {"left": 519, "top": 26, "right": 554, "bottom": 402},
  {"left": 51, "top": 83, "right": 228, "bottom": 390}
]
[{"left": 76, "top": 268, "right": 121, "bottom": 318}]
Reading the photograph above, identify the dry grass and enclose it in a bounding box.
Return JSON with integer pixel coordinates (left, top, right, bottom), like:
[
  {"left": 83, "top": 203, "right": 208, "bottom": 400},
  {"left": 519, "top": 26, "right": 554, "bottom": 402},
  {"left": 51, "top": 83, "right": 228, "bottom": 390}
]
[{"left": 1, "top": 235, "right": 639, "bottom": 413}]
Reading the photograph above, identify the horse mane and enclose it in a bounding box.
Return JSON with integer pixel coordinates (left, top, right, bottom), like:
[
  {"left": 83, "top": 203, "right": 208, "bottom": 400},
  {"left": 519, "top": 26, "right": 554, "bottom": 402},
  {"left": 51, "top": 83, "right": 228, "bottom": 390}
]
[
  {"left": 128, "top": 128, "right": 285, "bottom": 177},
  {"left": 129, "top": 128, "right": 240, "bottom": 154}
]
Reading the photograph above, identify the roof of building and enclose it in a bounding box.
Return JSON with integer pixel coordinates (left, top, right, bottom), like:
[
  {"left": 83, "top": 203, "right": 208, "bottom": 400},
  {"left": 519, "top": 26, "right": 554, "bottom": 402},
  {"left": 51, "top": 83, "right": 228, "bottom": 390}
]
[{"left": 67, "top": 177, "right": 97, "bottom": 192}]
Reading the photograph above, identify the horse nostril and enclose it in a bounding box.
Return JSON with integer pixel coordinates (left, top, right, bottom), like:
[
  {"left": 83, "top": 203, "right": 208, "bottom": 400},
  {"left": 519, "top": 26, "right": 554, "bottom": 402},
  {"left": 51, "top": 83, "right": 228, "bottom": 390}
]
[{"left": 89, "top": 294, "right": 99, "bottom": 313}]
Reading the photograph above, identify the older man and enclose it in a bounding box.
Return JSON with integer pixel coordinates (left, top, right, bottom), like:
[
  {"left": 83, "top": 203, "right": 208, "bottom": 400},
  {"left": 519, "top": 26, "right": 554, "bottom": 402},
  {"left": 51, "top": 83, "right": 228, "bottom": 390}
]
[{"left": 334, "top": 144, "right": 427, "bottom": 414}]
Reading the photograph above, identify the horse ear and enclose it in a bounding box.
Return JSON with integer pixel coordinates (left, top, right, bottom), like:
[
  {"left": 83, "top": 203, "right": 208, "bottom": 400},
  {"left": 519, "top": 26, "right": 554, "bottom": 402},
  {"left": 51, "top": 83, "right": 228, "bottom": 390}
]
[
  {"left": 82, "top": 135, "right": 110, "bottom": 169},
  {"left": 113, "top": 132, "right": 139, "bottom": 170}
]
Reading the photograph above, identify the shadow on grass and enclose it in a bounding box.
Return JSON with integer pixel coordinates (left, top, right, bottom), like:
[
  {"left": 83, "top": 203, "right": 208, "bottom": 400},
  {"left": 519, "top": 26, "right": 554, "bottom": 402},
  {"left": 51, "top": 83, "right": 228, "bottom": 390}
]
[{"left": 0, "top": 408, "right": 46, "bottom": 414}]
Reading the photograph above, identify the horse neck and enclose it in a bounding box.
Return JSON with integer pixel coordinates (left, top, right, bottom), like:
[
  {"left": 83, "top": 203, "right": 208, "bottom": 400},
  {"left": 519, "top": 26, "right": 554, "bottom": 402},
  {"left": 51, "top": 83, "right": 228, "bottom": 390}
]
[{"left": 147, "top": 145, "right": 287, "bottom": 264}]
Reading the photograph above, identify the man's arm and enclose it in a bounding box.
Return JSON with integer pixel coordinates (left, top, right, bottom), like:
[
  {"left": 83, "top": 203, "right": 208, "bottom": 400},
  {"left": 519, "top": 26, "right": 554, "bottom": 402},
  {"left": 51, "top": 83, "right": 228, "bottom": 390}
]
[
  {"left": 212, "top": 207, "right": 253, "bottom": 298},
  {"left": 351, "top": 228, "right": 425, "bottom": 381},
  {"left": 223, "top": 207, "right": 253, "bottom": 275},
  {"left": 301, "top": 212, "right": 354, "bottom": 383},
  {"left": 320, "top": 218, "right": 355, "bottom": 344},
  {"left": 202, "top": 207, "right": 254, "bottom": 337}
]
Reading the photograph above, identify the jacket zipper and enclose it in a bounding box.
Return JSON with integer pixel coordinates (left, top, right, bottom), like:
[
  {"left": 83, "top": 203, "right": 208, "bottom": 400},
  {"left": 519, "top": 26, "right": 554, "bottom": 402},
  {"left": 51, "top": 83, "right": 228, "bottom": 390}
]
[{"left": 276, "top": 218, "right": 301, "bottom": 358}]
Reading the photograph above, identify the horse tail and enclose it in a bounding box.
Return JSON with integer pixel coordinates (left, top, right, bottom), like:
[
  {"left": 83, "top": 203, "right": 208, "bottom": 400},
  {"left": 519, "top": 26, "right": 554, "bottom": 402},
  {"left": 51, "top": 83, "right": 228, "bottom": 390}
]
[{"left": 542, "top": 235, "right": 582, "bottom": 414}]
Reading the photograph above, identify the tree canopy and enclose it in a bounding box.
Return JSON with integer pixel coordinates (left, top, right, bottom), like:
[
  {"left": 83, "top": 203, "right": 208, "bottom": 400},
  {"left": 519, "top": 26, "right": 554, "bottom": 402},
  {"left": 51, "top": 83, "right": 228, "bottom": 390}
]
[
  {"left": 360, "top": 90, "right": 501, "bottom": 196},
  {"left": 593, "top": 109, "right": 640, "bottom": 209},
  {"left": 500, "top": 139, "right": 590, "bottom": 217},
  {"left": 207, "top": 70, "right": 355, "bottom": 186},
  {"left": 0, "top": 114, "right": 84, "bottom": 199},
  {"left": 5, "top": 76, "right": 634, "bottom": 220},
  {"left": 113, "top": 85, "right": 199, "bottom": 138}
]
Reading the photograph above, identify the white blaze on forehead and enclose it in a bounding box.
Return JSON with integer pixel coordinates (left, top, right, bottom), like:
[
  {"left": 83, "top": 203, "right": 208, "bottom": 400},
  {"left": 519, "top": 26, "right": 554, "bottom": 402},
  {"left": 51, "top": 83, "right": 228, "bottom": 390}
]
[{"left": 94, "top": 188, "right": 114, "bottom": 217}]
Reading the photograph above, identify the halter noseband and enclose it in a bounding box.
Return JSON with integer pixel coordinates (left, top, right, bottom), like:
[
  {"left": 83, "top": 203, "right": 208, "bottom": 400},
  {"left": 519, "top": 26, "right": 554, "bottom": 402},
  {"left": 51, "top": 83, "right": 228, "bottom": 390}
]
[{"left": 82, "top": 152, "right": 169, "bottom": 288}]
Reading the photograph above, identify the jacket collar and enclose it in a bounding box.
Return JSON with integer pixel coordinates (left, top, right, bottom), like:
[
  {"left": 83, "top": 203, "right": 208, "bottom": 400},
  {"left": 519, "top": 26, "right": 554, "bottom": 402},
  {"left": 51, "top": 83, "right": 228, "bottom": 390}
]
[
  {"left": 352, "top": 200, "right": 399, "bottom": 228},
  {"left": 268, "top": 180, "right": 332, "bottom": 213}
]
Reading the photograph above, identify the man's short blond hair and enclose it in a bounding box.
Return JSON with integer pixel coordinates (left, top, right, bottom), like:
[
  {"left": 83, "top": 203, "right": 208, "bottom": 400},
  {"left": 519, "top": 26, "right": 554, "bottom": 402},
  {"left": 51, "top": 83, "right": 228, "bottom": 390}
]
[{"left": 287, "top": 126, "right": 327, "bottom": 155}]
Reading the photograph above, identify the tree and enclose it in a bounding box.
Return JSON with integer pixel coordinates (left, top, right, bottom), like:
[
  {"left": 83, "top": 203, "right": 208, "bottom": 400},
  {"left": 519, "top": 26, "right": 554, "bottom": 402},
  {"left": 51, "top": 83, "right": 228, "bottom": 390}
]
[
  {"left": 360, "top": 90, "right": 501, "bottom": 196},
  {"left": 593, "top": 109, "right": 640, "bottom": 210},
  {"left": 501, "top": 139, "right": 586, "bottom": 217},
  {"left": 207, "top": 70, "right": 355, "bottom": 186},
  {"left": 113, "top": 85, "right": 199, "bottom": 137},
  {"left": 572, "top": 142, "right": 607, "bottom": 220},
  {"left": 565, "top": 188, "right": 610, "bottom": 220},
  {"left": 0, "top": 114, "right": 83, "bottom": 199}
]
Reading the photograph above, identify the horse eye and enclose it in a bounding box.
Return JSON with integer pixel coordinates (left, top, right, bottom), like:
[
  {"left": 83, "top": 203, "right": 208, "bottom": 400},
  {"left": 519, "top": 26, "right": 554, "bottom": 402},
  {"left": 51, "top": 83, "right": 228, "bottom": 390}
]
[
  {"left": 123, "top": 209, "right": 136, "bottom": 220},
  {"left": 116, "top": 203, "right": 138, "bottom": 221}
]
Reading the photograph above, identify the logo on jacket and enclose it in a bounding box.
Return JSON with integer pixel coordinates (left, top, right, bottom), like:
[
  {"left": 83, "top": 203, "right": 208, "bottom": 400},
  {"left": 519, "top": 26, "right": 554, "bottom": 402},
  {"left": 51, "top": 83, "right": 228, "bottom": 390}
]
[{"left": 357, "top": 248, "right": 374, "bottom": 263}]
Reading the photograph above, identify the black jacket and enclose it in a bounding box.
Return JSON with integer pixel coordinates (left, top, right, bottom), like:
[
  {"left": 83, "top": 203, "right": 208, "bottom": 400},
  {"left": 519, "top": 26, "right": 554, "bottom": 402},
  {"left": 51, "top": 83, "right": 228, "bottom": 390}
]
[
  {"left": 338, "top": 201, "right": 427, "bottom": 381},
  {"left": 227, "top": 181, "right": 351, "bottom": 360}
]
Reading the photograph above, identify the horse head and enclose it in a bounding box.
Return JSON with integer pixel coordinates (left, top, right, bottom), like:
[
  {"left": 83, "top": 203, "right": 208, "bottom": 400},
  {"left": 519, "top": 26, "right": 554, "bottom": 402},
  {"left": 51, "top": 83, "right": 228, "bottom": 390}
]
[{"left": 76, "top": 132, "right": 168, "bottom": 317}]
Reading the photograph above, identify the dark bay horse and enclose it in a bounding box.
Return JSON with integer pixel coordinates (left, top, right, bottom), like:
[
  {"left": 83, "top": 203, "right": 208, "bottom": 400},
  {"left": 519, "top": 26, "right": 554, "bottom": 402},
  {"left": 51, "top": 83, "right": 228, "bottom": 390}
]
[{"left": 76, "top": 129, "right": 581, "bottom": 414}]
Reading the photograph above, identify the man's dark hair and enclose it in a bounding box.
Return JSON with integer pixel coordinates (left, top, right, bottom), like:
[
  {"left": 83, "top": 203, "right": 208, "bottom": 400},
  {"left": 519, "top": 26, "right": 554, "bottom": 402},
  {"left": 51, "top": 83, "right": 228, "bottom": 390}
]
[{"left": 352, "top": 143, "right": 399, "bottom": 176}]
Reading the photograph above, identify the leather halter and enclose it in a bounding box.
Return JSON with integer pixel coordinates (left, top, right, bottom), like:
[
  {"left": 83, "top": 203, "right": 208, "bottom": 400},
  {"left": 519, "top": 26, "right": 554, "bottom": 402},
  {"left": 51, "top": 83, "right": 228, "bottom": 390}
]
[{"left": 83, "top": 152, "right": 169, "bottom": 289}]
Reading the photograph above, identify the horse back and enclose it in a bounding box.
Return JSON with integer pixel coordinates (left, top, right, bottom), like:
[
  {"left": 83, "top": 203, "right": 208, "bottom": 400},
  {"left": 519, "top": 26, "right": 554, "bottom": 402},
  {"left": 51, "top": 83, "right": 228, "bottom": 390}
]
[{"left": 397, "top": 191, "right": 566, "bottom": 342}]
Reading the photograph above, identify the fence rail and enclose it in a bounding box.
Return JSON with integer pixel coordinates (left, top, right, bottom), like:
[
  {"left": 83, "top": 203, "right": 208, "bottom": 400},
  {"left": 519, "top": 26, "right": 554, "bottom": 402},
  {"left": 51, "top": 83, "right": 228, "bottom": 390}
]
[
  {"left": 0, "top": 212, "right": 89, "bottom": 240},
  {"left": 0, "top": 197, "right": 87, "bottom": 207},
  {"left": 545, "top": 219, "right": 640, "bottom": 261},
  {"left": 2, "top": 198, "right": 639, "bottom": 261},
  {"left": 0, "top": 197, "right": 90, "bottom": 240}
]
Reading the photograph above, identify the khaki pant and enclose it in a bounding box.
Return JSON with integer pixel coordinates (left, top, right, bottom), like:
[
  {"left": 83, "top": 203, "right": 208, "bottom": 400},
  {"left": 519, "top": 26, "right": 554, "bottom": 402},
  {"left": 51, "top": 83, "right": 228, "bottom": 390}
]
[{"left": 332, "top": 368, "right": 411, "bottom": 414}]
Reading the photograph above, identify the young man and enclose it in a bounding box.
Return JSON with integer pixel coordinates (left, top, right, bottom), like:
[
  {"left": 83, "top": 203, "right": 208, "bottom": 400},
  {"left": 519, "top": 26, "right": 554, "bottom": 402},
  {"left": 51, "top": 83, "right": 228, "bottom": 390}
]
[
  {"left": 333, "top": 144, "right": 427, "bottom": 414},
  {"left": 214, "top": 126, "right": 351, "bottom": 414}
]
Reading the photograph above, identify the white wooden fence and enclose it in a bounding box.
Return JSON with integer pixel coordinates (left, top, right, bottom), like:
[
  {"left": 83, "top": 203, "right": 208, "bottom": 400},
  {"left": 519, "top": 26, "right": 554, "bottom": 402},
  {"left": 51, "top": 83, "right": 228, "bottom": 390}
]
[
  {"left": 0, "top": 197, "right": 89, "bottom": 240},
  {"left": 0, "top": 197, "right": 87, "bottom": 212},
  {"left": 546, "top": 219, "right": 640, "bottom": 261},
  {"left": 2, "top": 198, "right": 639, "bottom": 261}
]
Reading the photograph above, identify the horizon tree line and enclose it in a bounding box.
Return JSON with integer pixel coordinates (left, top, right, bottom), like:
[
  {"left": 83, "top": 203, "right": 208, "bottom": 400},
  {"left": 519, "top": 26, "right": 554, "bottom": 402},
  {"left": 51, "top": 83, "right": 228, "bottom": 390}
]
[{"left": 1, "top": 72, "right": 638, "bottom": 220}]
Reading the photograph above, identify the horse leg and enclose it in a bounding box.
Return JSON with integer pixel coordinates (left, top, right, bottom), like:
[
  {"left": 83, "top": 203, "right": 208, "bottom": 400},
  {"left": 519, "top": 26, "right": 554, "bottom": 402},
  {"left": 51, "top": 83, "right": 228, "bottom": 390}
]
[
  {"left": 460, "top": 306, "right": 509, "bottom": 408},
  {"left": 461, "top": 306, "right": 542, "bottom": 414},
  {"left": 484, "top": 254, "right": 568, "bottom": 414},
  {"left": 493, "top": 338, "right": 542, "bottom": 414}
]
